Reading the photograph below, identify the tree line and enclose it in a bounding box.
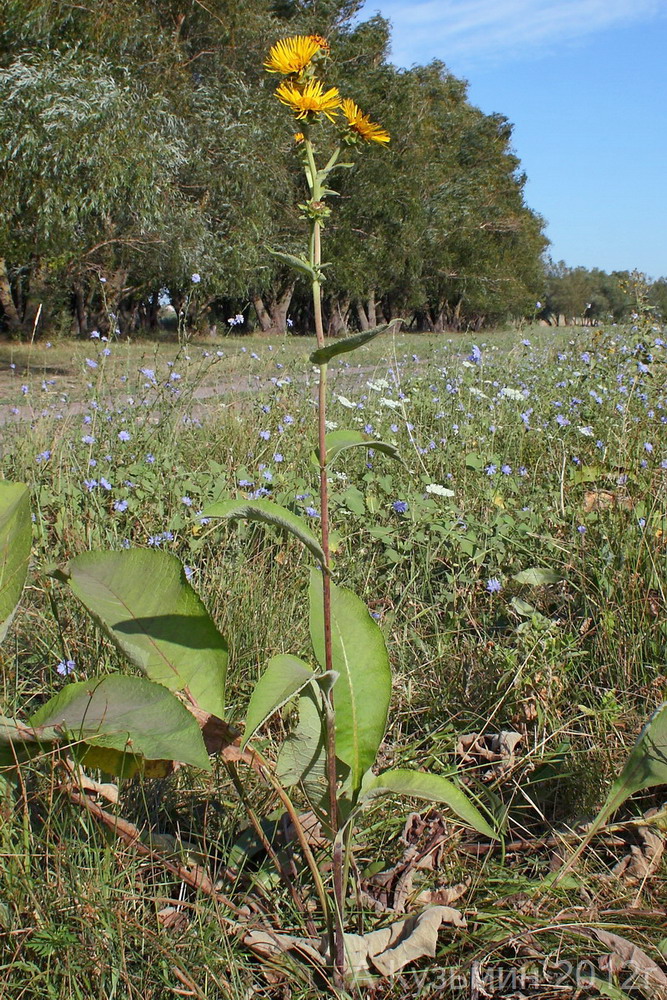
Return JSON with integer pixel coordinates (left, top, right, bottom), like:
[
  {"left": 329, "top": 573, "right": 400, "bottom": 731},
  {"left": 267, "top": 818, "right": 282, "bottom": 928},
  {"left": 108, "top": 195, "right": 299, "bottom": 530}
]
[
  {"left": 540, "top": 262, "right": 667, "bottom": 327},
  {"left": 1, "top": 0, "right": 658, "bottom": 340}
]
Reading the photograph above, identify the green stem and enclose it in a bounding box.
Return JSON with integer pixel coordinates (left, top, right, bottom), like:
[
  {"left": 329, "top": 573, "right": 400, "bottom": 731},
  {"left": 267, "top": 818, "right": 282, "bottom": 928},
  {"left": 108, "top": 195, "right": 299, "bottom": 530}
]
[
  {"left": 249, "top": 745, "right": 332, "bottom": 930},
  {"left": 304, "top": 135, "right": 345, "bottom": 986},
  {"left": 304, "top": 138, "right": 318, "bottom": 196},
  {"left": 340, "top": 820, "right": 355, "bottom": 908},
  {"left": 224, "top": 760, "right": 317, "bottom": 936}
]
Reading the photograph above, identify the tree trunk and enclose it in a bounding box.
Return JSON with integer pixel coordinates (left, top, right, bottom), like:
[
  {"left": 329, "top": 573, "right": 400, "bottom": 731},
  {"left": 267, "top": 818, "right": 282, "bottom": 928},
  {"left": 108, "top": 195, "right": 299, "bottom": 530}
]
[
  {"left": 107, "top": 268, "right": 128, "bottom": 335},
  {"left": 355, "top": 300, "right": 369, "bottom": 330},
  {"left": 268, "top": 282, "right": 295, "bottom": 334},
  {"left": 148, "top": 289, "right": 160, "bottom": 331},
  {"left": 427, "top": 304, "right": 446, "bottom": 332},
  {"left": 22, "top": 262, "right": 49, "bottom": 338},
  {"left": 367, "top": 290, "right": 377, "bottom": 328},
  {"left": 326, "top": 296, "right": 350, "bottom": 338},
  {"left": 253, "top": 283, "right": 295, "bottom": 335},
  {"left": 252, "top": 293, "right": 273, "bottom": 332},
  {"left": 73, "top": 280, "right": 87, "bottom": 336},
  {"left": 123, "top": 301, "right": 142, "bottom": 334},
  {"left": 169, "top": 290, "right": 185, "bottom": 333},
  {"left": 0, "top": 258, "right": 21, "bottom": 334}
]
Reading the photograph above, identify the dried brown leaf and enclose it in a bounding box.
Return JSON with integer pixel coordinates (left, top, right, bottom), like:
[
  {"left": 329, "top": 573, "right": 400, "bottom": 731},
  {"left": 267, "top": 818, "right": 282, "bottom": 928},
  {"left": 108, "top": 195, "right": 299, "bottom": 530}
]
[
  {"left": 284, "top": 810, "right": 328, "bottom": 850},
  {"left": 241, "top": 928, "right": 323, "bottom": 968},
  {"left": 613, "top": 823, "right": 664, "bottom": 885},
  {"left": 588, "top": 928, "right": 667, "bottom": 995},
  {"left": 360, "top": 864, "right": 415, "bottom": 914},
  {"left": 584, "top": 489, "right": 615, "bottom": 512},
  {"left": 412, "top": 882, "right": 469, "bottom": 907},
  {"left": 241, "top": 906, "right": 469, "bottom": 982},
  {"left": 456, "top": 731, "right": 523, "bottom": 783},
  {"left": 335, "top": 905, "right": 466, "bottom": 978},
  {"left": 360, "top": 811, "right": 459, "bottom": 914},
  {"left": 157, "top": 905, "right": 189, "bottom": 932},
  {"left": 401, "top": 810, "right": 451, "bottom": 867}
]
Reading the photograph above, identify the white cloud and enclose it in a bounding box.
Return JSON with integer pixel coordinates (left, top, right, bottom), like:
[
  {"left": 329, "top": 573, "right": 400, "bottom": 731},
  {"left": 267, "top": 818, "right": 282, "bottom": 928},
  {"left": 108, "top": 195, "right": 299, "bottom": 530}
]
[{"left": 362, "top": 0, "right": 666, "bottom": 69}]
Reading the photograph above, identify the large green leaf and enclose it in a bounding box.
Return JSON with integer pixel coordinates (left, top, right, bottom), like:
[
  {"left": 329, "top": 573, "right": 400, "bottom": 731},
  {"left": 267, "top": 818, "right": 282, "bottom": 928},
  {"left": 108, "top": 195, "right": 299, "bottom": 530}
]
[
  {"left": 242, "top": 654, "right": 313, "bottom": 748},
  {"left": 0, "top": 482, "right": 31, "bottom": 644},
  {"left": 0, "top": 714, "right": 59, "bottom": 767},
  {"left": 74, "top": 744, "right": 142, "bottom": 779},
  {"left": 29, "top": 675, "right": 210, "bottom": 770},
  {"left": 276, "top": 682, "right": 328, "bottom": 806},
  {"left": 0, "top": 715, "right": 59, "bottom": 742},
  {"left": 310, "top": 430, "right": 402, "bottom": 470},
  {"left": 50, "top": 550, "right": 227, "bottom": 718},
  {"left": 362, "top": 768, "right": 498, "bottom": 840},
  {"left": 309, "top": 321, "right": 398, "bottom": 365},
  {"left": 592, "top": 702, "right": 667, "bottom": 830},
  {"left": 265, "top": 248, "right": 317, "bottom": 281},
  {"left": 557, "top": 703, "right": 667, "bottom": 876},
  {"left": 201, "top": 498, "right": 326, "bottom": 568},
  {"left": 309, "top": 570, "right": 391, "bottom": 794}
]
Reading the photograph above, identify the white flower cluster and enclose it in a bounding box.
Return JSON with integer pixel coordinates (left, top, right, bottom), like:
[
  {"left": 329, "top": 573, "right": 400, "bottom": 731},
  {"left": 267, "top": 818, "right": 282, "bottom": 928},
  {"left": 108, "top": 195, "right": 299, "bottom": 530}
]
[
  {"left": 336, "top": 395, "right": 357, "bottom": 409},
  {"left": 499, "top": 387, "right": 525, "bottom": 402},
  {"left": 425, "top": 483, "right": 455, "bottom": 497}
]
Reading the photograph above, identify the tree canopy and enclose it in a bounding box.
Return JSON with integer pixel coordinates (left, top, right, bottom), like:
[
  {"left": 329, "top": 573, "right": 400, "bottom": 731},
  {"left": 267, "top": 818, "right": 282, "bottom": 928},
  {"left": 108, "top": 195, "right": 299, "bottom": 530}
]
[
  {"left": 1, "top": 0, "right": 556, "bottom": 336},
  {"left": 541, "top": 262, "right": 667, "bottom": 325}
]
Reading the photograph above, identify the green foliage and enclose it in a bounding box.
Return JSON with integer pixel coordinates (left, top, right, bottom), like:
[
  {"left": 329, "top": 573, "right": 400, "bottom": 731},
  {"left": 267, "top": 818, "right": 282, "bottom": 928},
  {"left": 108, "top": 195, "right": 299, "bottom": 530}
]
[
  {"left": 591, "top": 703, "right": 667, "bottom": 831},
  {"left": 0, "top": 674, "right": 210, "bottom": 773},
  {"left": 276, "top": 682, "right": 328, "bottom": 803},
  {"left": 311, "top": 429, "right": 401, "bottom": 470},
  {"left": 0, "top": 714, "right": 60, "bottom": 766},
  {"left": 361, "top": 768, "right": 498, "bottom": 839},
  {"left": 1, "top": 321, "right": 667, "bottom": 995},
  {"left": 309, "top": 323, "right": 394, "bottom": 364},
  {"left": 554, "top": 703, "right": 667, "bottom": 883},
  {"left": 266, "top": 248, "right": 319, "bottom": 282},
  {"left": 50, "top": 549, "right": 228, "bottom": 718},
  {"left": 0, "top": 0, "right": 553, "bottom": 336},
  {"left": 0, "top": 481, "right": 31, "bottom": 642},
  {"left": 0, "top": 50, "right": 189, "bottom": 258},
  {"left": 242, "top": 653, "right": 313, "bottom": 747},
  {"left": 309, "top": 569, "right": 391, "bottom": 794},
  {"left": 0, "top": 4, "right": 665, "bottom": 984},
  {"left": 541, "top": 262, "right": 667, "bottom": 324},
  {"left": 512, "top": 567, "right": 563, "bottom": 586},
  {"left": 202, "top": 497, "right": 327, "bottom": 568},
  {"left": 29, "top": 674, "right": 210, "bottom": 771}
]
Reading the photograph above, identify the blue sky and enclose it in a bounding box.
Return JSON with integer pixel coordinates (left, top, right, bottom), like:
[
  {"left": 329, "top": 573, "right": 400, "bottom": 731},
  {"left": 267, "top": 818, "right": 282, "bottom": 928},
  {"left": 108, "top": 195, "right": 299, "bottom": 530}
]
[{"left": 359, "top": 0, "right": 667, "bottom": 278}]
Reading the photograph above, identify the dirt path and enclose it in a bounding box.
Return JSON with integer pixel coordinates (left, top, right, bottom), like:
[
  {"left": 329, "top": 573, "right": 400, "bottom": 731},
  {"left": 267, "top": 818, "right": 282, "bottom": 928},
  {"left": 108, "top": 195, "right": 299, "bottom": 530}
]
[{"left": 0, "top": 362, "right": 394, "bottom": 426}]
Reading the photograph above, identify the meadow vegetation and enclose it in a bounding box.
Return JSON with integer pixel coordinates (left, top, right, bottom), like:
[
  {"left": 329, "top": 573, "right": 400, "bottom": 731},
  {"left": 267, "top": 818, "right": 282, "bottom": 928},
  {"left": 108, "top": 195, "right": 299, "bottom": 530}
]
[
  {"left": 1, "top": 5, "right": 666, "bottom": 997},
  {"left": 1, "top": 318, "right": 666, "bottom": 998}
]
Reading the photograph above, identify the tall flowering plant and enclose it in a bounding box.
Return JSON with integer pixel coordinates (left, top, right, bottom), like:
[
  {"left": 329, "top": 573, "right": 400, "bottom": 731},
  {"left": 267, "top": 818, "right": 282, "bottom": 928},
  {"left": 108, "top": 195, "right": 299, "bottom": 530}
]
[
  {"left": 201, "top": 35, "right": 494, "bottom": 981},
  {"left": 265, "top": 32, "right": 392, "bottom": 820},
  {"left": 0, "top": 36, "right": 496, "bottom": 992}
]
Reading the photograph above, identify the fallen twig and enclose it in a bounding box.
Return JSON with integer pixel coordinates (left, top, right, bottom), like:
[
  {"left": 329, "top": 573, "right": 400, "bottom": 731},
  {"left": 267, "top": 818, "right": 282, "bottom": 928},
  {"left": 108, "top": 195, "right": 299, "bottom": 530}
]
[{"left": 63, "top": 785, "right": 245, "bottom": 919}]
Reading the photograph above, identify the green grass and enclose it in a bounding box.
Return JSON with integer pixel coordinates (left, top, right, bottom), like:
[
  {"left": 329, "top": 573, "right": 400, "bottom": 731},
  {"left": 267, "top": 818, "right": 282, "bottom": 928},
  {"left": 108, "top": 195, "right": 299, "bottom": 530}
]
[{"left": 1, "top": 321, "right": 666, "bottom": 998}]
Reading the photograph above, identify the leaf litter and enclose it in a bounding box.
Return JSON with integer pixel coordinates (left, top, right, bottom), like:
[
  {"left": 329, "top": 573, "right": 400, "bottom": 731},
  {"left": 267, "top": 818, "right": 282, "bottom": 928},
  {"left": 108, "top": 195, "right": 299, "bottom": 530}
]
[{"left": 56, "top": 702, "right": 667, "bottom": 992}]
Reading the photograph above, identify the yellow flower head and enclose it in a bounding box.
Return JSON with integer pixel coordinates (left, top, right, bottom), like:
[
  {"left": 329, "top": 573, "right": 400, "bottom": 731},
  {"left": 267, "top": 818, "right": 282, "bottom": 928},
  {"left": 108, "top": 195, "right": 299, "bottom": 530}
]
[
  {"left": 294, "top": 132, "right": 305, "bottom": 144},
  {"left": 264, "top": 35, "right": 326, "bottom": 76},
  {"left": 275, "top": 79, "right": 341, "bottom": 123},
  {"left": 341, "top": 98, "right": 390, "bottom": 144}
]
